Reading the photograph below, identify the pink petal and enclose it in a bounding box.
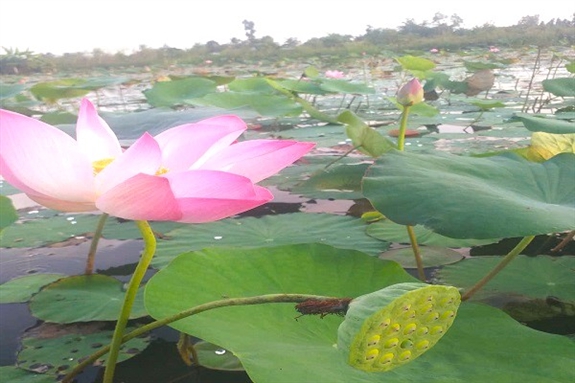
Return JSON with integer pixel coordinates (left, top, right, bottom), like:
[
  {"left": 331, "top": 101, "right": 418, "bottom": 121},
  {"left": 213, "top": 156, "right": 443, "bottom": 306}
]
[
  {"left": 76, "top": 99, "right": 122, "bottom": 162},
  {"left": 96, "top": 133, "right": 162, "bottom": 193},
  {"left": 96, "top": 174, "right": 182, "bottom": 221},
  {"left": 154, "top": 115, "right": 246, "bottom": 171},
  {"left": 0, "top": 109, "right": 97, "bottom": 204},
  {"left": 197, "top": 140, "right": 314, "bottom": 182},
  {"left": 163, "top": 170, "right": 273, "bottom": 223}
]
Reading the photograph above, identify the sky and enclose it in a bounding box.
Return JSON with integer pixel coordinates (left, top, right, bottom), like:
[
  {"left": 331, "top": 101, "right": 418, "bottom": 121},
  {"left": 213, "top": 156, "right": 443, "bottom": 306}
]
[{"left": 0, "top": 0, "right": 573, "bottom": 55}]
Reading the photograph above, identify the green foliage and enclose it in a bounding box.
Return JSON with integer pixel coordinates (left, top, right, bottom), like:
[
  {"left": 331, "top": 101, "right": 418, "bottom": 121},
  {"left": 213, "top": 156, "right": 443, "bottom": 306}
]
[
  {"left": 363, "top": 151, "right": 575, "bottom": 239},
  {"left": 542, "top": 77, "right": 575, "bottom": 97},
  {"left": 145, "top": 244, "right": 575, "bottom": 383}
]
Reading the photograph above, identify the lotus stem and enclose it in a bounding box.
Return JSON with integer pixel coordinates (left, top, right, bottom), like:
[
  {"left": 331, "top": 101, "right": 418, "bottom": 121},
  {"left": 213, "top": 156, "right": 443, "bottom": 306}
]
[
  {"left": 84, "top": 213, "right": 108, "bottom": 275},
  {"left": 397, "top": 105, "right": 425, "bottom": 280},
  {"left": 102, "top": 220, "right": 156, "bottom": 383},
  {"left": 62, "top": 293, "right": 336, "bottom": 383},
  {"left": 462, "top": 235, "right": 535, "bottom": 301}
]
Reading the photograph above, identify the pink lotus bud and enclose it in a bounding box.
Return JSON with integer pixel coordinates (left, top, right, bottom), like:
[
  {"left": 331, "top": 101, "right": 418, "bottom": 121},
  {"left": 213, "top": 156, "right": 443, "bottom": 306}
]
[
  {"left": 430, "top": 48, "right": 439, "bottom": 53},
  {"left": 397, "top": 78, "right": 424, "bottom": 107},
  {"left": 325, "top": 70, "right": 345, "bottom": 79}
]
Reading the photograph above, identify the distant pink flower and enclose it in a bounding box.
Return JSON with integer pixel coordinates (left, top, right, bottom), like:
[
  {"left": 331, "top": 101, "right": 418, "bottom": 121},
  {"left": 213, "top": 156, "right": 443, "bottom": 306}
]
[
  {"left": 325, "top": 70, "right": 345, "bottom": 79},
  {"left": 397, "top": 78, "right": 424, "bottom": 107},
  {"left": 430, "top": 48, "right": 439, "bottom": 53},
  {"left": 489, "top": 46, "right": 500, "bottom": 53},
  {"left": 204, "top": 60, "right": 213, "bottom": 64},
  {"left": 0, "top": 99, "right": 314, "bottom": 223}
]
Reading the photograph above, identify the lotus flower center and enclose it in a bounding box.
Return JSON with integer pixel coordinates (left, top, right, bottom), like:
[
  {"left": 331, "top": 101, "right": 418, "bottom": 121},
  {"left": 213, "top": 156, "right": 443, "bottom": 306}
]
[
  {"left": 92, "top": 158, "right": 169, "bottom": 176},
  {"left": 92, "top": 158, "right": 115, "bottom": 175}
]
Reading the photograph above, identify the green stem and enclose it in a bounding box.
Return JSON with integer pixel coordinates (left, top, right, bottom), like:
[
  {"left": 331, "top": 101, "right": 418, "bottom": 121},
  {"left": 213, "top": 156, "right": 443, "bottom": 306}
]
[
  {"left": 462, "top": 235, "right": 535, "bottom": 301},
  {"left": 62, "top": 293, "right": 335, "bottom": 383},
  {"left": 397, "top": 105, "right": 425, "bottom": 280},
  {"left": 84, "top": 213, "right": 108, "bottom": 275},
  {"left": 102, "top": 220, "right": 156, "bottom": 383},
  {"left": 406, "top": 226, "right": 425, "bottom": 281},
  {"left": 397, "top": 105, "right": 411, "bottom": 151}
]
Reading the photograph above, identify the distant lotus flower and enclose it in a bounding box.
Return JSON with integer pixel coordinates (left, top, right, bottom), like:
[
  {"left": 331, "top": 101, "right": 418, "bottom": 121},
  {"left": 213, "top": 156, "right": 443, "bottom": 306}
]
[
  {"left": 430, "top": 48, "right": 439, "bottom": 53},
  {"left": 0, "top": 99, "right": 314, "bottom": 223},
  {"left": 325, "top": 70, "right": 345, "bottom": 79},
  {"left": 204, "top": 60, "right": 213, "bottom": 64},
  {"left": 489, "top": 46, "right": 500, "bottom": 53},
  {"left": 397, "top": 78, "right": 424, "bottom": 107}
]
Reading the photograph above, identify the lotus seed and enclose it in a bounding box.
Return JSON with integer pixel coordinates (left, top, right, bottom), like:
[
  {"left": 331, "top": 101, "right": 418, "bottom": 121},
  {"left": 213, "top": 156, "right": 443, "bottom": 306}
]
[
  {"left": 399, "top": 350, "right": 412, "bottom": 361},
  {"left": 390, "top": 323, "right": 401, "bottom": 332},
  {"left": 441, "top": 310, "right": 455, "bottom": 320},
  {"left": 367, "top": 335, "right": 380, "bottom": 346},
  {"left": 425, "top": 312, "right": 440, "bottom": 322},
  {"left": 385, "top": 338, "right": 400, "bottom": 348},
  {"left": 417, "top": 326, "right": 429, "bottom": 336},
  {"left": 400, "top": 340, "right": 413, "bottom": 349},
  {"left": 379, "top": 353, "right": 395, "bottom": 365},
  {"left": 403, "top": 323, "right": 417, "bottom": 335},
  {"left": 430, "top": 325, "right": 444, "bottom": 335},
  {"left": 379, "top": 318, "right": 391, "bottom": 329},
  {"left": 416, "top": 340, "right": 430, "bottom": 350},
  {"left": 365, "top": 348, "right": 379, "bottom": 361}
]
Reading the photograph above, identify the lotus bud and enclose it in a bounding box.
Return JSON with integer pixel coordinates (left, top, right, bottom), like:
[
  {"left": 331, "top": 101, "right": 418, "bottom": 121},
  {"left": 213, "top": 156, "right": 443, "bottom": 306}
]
[
  {"left": 337, "top": 282, "right": 460, "bottom": 372},
  {"left": 397, "top": 78, "right": 424, "bottom": 107}
]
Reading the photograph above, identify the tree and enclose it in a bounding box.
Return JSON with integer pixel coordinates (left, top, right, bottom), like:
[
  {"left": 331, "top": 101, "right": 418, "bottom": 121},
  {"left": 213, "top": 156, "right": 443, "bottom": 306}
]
[{"left": 242, "top": 20, "right": 256, "bottom": 42}]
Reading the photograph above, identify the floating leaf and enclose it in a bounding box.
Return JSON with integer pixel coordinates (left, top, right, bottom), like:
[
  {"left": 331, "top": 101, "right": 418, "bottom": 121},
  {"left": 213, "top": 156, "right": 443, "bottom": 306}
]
[
  {"left": 143, "top": 77, "right": 217, "bottom": 107},
  {"left": 379, "top": 247, "right": 464, "bottom": 268},
  {"left": 362, "top": 151, "right": 575, "bottom": 239},
  {"left": 516, "top": 114, "right": 575, "bottom": 134},
  {"left": 17, "top": 324, "right": 150, "bottom": 378},
  {"left": 0, "top": 366, "right": 55, "bottom": 382},
  {"left": 291, "top": 163, "right": 369, "bottom": 200},
  {"left": 30, "top": 275, "right": 147, "bottom": 323},
  {"left": 319, "top": 79, "right": 375, "bottom": 95},
  {"left": 30, "top": 79, "right": 91, "bottom": 102},
  {"left": 436, "top": 255, "right": 575, "bottom": 301},
  {"left": 542, "top": 78, "right": 575, "bottom": 97},
  {"left": 468, "top": 99, "right": 505, "bottom": 110},
  {"left": 196, "top": 92, "right": 302, "bottom": 117},
  {"left": 0, "top": 83, "right": 25, "bottom": 99},
  {"left": 396, "top": 56, "right": 436, "bottom": 72},
  {"left": 145, "top": 244, "right": 575, "bottom": 383},
  {"left": 366, "top": 220, "right": 500, "bottom": 248},
  {"left": 152, "top": 213, "right": 389, "bottom": 269},
  {"left": 277, "top": 79, "right": 327, "bottom": 95},
  {"left": 0, "top": 274, "right": 65, "bottom": 303}
]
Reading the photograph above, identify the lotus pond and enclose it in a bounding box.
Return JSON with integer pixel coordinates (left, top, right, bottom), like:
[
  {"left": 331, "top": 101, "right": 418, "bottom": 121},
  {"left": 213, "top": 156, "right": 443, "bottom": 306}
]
[{"left": 0, "top": 47, "right": 574, "bottom": 383}]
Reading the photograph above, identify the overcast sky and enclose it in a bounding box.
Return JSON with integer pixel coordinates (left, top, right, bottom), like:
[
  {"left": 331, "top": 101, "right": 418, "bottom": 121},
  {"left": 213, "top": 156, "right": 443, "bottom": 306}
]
[{"left": 0, "top": 0, "right": 572, "bottom": 55}]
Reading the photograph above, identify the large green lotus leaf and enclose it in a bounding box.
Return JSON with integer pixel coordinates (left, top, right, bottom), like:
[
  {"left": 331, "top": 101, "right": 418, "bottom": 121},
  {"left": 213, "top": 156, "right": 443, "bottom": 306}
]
[
  {"left": 227, "top": 77, "right": 276, "bottom": 93},
  {"left": 436, "top": 255, "right": 575, "bottom": 302},
  {"left": 196, "top": 92, "right": 302, "bottom": 117},
  {"left": 277, "top": 79, "right": 328, "bottom": 95},
  {"left": 366, "top": 220, "right": 500, "bottom": 247},
  {"left": 29, "top": 275, "right": 147, "bottom": 323},
  {"left": 290, "top": 163, "right": 369, "bottom": 200},
  {"left": 29, "top": 79, "right": 92, "bottom": 102},
  {"left": 379, "top": 246, "right": 464, "bottom": 268},
  {"left": 145, "top": 244, "right": 575, "bottom": 383},
  {"left": 0, "top": 195, "right": 18, "bottom": 232},
  {"left": 194, "top": 341, "right": 243, "bottom": 371},
  {"left": 152, "top": 213, "right": 389, "bottom": 269},
  {"left": 362, "top": 151, "right": 575, "bottom": 239},
  {"left": 542, "top": 78, "right": 575, "bottom": 97},
  {"left": 0, "top": 274, "right": 65, "bottom": 303},
  {"left": 143, "top": 77, "right": 217, "bottom": 107},
  {"left": 396, "top": 55, "right": 436, "bottom": 71},
  {"left": 17, "top": 324, "right": 150, "bottom": 378},
  {"left": 516, "top": 114, "right": 575, "bottom": 134},
  {"left": 0, "top": 366, "right": 55, "bottom": 383},
  {"left": 319, "top": 79, "right": 375, "bottom": 95}
]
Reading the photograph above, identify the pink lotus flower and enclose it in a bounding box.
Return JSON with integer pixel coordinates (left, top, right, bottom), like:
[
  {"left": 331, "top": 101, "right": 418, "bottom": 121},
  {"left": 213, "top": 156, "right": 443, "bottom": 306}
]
[
  {"left": 430, "top": 48, "right": 439, "bottom": 54},
  {"left": 0, "top": 99, "right": 314, "bottom": 223},
  {"left": 397, "top": 78, "right": 424, "bottom": 107},
  {"left": 325, "top": 70, "right": 345, "bottom": 79},
  {"left": 489, "top": 46, "right": 500, "bottom": 53}
]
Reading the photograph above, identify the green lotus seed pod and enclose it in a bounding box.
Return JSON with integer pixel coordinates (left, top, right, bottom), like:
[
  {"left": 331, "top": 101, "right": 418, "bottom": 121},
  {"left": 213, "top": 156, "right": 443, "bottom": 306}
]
[{"left": 337, "top": 282, "right": 460, "bottom": 372}]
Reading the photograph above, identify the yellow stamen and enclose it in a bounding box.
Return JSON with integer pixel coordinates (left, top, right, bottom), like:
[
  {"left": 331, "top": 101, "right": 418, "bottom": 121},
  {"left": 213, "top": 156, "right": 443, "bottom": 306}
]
[{"left": 92, "top": 158, "right": 115, "bottom": 175}]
